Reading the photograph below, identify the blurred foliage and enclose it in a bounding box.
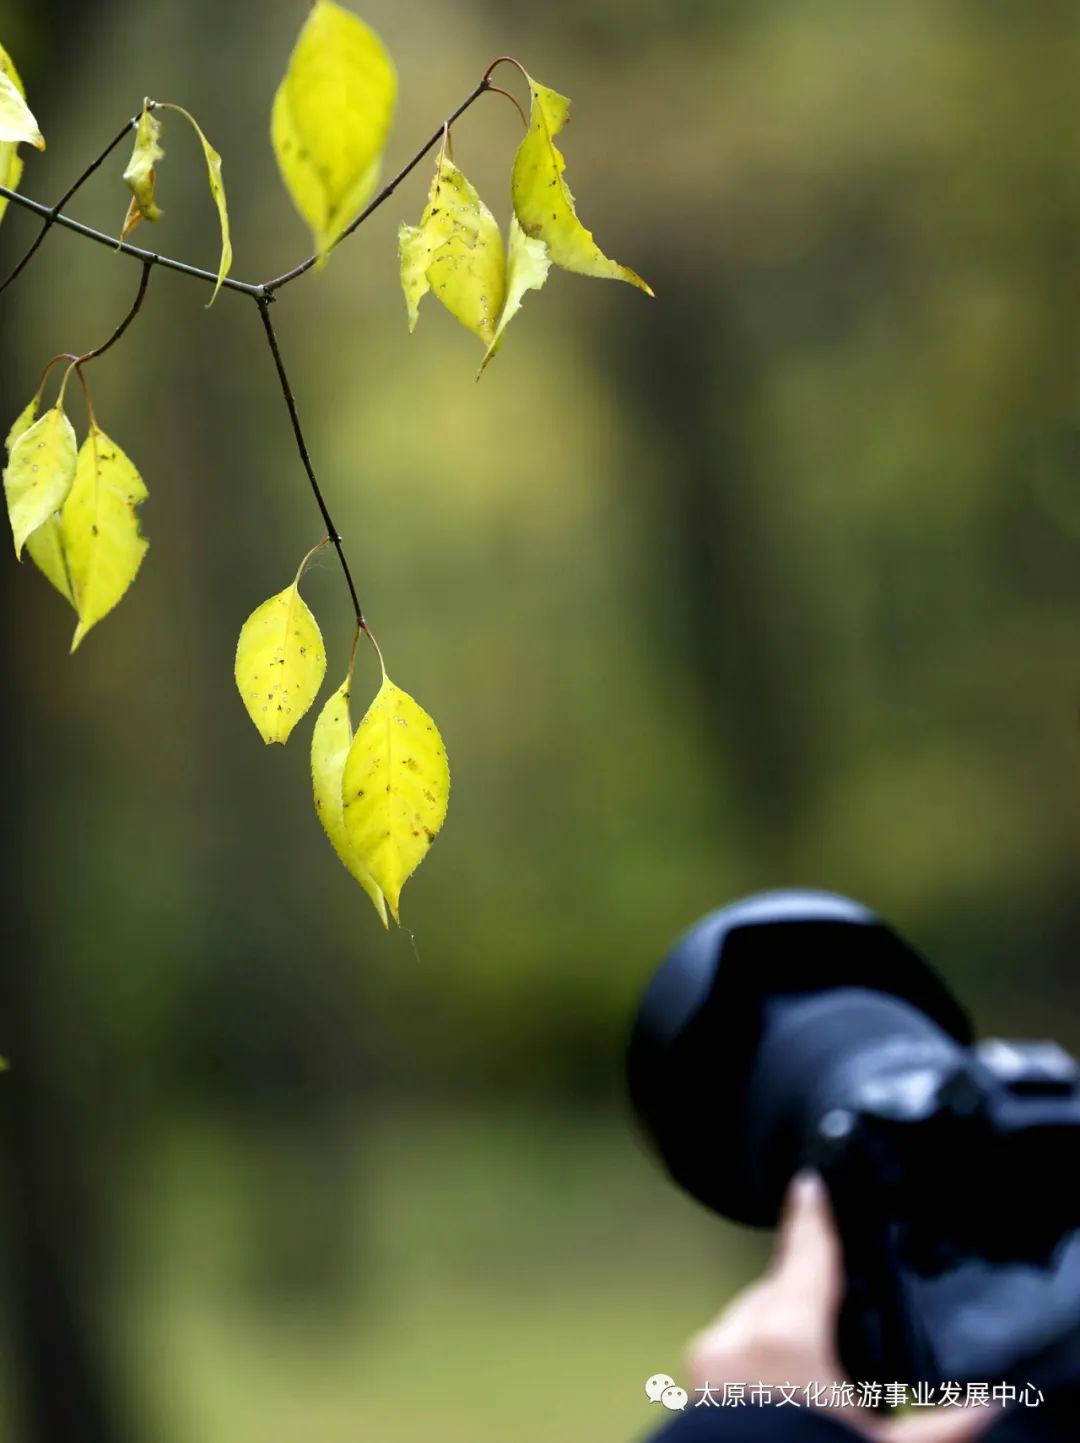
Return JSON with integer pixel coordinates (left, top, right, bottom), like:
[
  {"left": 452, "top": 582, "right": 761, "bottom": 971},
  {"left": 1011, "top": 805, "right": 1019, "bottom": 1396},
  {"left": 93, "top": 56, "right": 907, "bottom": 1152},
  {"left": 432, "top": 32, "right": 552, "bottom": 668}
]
[{"left": 2, "top": 1, "right": 1080, "bottom": 1440}]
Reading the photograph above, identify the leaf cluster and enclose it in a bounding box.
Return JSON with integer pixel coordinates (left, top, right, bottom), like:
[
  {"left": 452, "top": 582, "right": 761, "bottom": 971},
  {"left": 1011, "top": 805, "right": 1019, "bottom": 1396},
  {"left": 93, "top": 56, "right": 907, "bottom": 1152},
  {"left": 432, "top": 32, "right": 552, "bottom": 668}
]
[{"left": 0, "top": 2, "right": 651, "bottom": 924}]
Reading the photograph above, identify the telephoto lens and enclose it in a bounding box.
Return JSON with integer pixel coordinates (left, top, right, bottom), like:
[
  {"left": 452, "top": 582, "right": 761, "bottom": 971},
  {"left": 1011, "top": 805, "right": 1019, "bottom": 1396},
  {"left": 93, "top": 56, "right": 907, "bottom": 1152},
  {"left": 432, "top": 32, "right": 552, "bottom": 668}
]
[{"left": 628, "top": 891, "right": 1080, "bottom": 1387}]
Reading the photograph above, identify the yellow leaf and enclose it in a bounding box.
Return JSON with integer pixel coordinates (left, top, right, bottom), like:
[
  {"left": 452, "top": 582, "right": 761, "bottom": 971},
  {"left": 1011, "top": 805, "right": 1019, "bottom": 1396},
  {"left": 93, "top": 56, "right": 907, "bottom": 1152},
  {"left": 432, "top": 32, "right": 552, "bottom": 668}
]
[
  {"left": 3, "top": 403, "right": 76, "bottom": 559},
  {"left": 272, "top": 0, "right": 397, "bottom": 263},
  {"left": 158, "top": 104, "right": 231, "bottom": 305},
  {"left": 4, "top": 395, "right": 75, "bottom": 604},
  {"left": 4, "top": 395, "right": 71, "bottom": 603},
  {"left": 0, "top": 47, "right": 44, "bottom": 153},
  {"left": 512, "top": 76, "right": 652, "bottom": 295},
  {"left": 5, "top": 394, "right": 38, "bottom": 453},
  {"left": 25, "top": 516, "right": 75, "bottom": 607},
  {"left": 235, "top": 573, "right": 326, "bottom": 744},
  {"left": 398, "top": 155, "right": 506, "bottom": 344},
  {"left": 60, "top": 425, "right": 148, "bottom": 649},
  {"left": 0, "top": 147, "right": 23, "bottom": 225},
  {"left": 478, "top": 218, "right": 552, "bottom": 376},
  {"left": 342, "top": 673, "right": 449, "bottom": 922},
  {"left": 311, "top": 678, "right": 389, "bottom": 926},
  {"left": 0, "top": 44, "right": 36, "bottom": 227},
  {"left": 121, "top": 105, "right": 164, "bottom": 238}
]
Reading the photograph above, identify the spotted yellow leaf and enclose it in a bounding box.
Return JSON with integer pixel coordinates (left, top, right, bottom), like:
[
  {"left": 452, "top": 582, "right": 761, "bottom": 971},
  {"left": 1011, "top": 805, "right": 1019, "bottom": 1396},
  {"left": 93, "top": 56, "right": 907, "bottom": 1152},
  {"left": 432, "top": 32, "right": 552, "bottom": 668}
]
[
  {"left": 342, "top": 673, "right": 449, "bottom": 922},
  {"left": 235, "top": 571, "right": 326, "bottom": 744},
  {"left": 399, "top": 155, "right": 505, "bottom": 345},
  {"left": 312, "top": 677, "right": 389, "bottom": 926},
  {"left": 3, "top": 403, "right": 76, "bottom": 559},
  {"left": 0, "top": 44, "right": 38, "bottom": 227},
  {"left": 120, "top": 104, "right": 163, "bottom": 239},
  {"left": 60, "top": 425, "right": 148, "bottom": 650},
  {"left": 5, "top": 395, "right": 74, "bottom": 604},
  {"left": 512, "top": 75, "right": 651, "bottom": 295},
  {"left": 5, "top": 394, "right": 38, "bottom": 453},
  {"left": 478, "top": 218, "right": 552, "bottom": 376},
  {"left": 272, "top": 0, "right": 397, "bottom": 263}
]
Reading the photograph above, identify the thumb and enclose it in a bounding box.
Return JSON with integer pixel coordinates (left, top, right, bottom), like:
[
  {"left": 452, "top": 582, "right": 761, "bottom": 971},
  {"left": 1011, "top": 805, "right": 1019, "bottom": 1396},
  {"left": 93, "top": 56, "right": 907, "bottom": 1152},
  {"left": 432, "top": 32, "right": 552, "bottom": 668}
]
[{"left": 770, "top": 1170, "right": 845, "bottom": 1315}]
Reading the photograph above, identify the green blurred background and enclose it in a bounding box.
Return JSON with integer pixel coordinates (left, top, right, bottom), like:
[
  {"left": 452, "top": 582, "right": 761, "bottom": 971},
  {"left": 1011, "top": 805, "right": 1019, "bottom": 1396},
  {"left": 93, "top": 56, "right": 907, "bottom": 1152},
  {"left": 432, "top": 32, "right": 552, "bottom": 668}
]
[{"left": 1, "top": 1, "right": 1079, "bottom": 1439}]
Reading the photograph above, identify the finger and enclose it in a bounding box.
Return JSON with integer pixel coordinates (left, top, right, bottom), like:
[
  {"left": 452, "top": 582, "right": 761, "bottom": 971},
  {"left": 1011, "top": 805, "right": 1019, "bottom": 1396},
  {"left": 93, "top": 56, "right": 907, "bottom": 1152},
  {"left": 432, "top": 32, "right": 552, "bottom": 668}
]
[{"left": 771, "top": 1170, "right": 844, "bottom": 1307}]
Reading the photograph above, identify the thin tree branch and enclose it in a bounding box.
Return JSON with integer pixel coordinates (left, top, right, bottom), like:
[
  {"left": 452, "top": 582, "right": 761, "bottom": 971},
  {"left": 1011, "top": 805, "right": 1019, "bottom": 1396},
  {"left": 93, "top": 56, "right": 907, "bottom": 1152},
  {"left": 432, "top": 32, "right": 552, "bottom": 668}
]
[
  {"left": 0, "top": 69, "right": 512, "bottom": 630},
  {"left": 255, "top": 296, "right": 364, "bottom": 627},
  {"left": 0, "top": 72, "right": 502, "bottom": 302},
  {"left": 25, "top": 260, "right": 153, "bottom": 415},
  {"left": 78, "top": 259, "right": 154, "bottom": 364},
  {"left": 262, "top": 76, "right": 492, "bottom": 292},
  {"left": 0, "top": 115, "right": 137, "bottom": 298},
  {"left": 0, "top": 182, "right": 266, "bottom": 297}
]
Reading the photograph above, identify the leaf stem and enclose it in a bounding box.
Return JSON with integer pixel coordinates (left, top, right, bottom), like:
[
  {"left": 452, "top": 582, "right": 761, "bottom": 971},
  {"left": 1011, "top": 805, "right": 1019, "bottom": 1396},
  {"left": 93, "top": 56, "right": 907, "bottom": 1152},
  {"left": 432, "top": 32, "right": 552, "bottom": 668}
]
[
  {"left": 482, "top": 55, "right": 531, "bottom": 87},
  {"left": 255, "top": 295, "right": 364, "bottom": 627},
  {"left": 71, "top": 364, "right": 97, "bottom": 429},
  {"left": 55, "top": 358, "right": 96, "bottom": 427},
  {"left": 294, "top": 535, "right": 333, "bottom": 586},
  {"left": 346, "top": 620, "right": 363, "bottom": 683},
  {"left": 486, "top": 86, "right": 529, "bottom": 130},
  {"left": 0, "top": 114, "right": 138, "bottom": 298},
  {"left": 363, "top": 621, "right": 387, "bottom": 681},
  {"left": 33, "top": 352, "right": 77, "bottom": 403}
]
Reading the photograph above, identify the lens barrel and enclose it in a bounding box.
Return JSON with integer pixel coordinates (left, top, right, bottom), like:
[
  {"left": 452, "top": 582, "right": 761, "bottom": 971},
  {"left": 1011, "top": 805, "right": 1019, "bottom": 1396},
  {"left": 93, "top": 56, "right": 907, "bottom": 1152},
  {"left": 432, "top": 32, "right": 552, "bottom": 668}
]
[{"left": 628, "top": 890, "right": 972, "bottom": 1224}]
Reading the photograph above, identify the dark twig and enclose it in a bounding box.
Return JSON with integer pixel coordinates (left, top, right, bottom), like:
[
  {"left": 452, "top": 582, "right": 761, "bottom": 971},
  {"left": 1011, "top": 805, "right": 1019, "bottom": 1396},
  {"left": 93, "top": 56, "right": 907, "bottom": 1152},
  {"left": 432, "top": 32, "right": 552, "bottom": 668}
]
[
  {"left": 255, "top": 296, "right": 364, "bottom": 626},
  {"left": 77, "top": 259, "right": 154, "bottom": 364},
  {"left": 0, "top": 115, "right": 137, "bottom": 298},
  {"left": 0, "top": 71, "right": 506, "bottom": 301},
  {"left": 0, "top": 68, "right": 517, "bottom": 627},
  {"left": 0, "top": 183, "right": 266, "bottom": 298},
  {"left": 263, "top": 76, "right": 492, "bottom": 292}
]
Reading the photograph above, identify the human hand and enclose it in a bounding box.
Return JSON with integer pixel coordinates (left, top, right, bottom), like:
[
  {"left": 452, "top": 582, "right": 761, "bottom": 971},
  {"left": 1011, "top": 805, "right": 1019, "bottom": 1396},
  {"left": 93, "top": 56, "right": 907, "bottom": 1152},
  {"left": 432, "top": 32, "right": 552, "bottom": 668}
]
[{"left": 683, "top": 1171, "right": 992, "bottom": 1442}]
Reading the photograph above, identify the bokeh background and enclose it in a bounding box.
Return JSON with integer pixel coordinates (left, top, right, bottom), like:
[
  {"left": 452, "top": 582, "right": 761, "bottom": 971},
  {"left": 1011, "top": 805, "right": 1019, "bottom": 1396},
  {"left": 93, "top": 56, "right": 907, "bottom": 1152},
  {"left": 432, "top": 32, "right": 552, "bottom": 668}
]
[{"left": 1, "top": 1, "right": 1079, "bottom": 1439}]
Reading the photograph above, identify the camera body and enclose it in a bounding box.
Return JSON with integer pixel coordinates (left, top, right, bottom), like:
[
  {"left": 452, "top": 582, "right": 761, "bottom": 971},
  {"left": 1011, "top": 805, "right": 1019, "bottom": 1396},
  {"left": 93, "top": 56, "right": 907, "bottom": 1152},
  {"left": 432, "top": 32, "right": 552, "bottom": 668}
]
[{"left": 628, "top": 891, "right": 1080, "bottom": 1386}]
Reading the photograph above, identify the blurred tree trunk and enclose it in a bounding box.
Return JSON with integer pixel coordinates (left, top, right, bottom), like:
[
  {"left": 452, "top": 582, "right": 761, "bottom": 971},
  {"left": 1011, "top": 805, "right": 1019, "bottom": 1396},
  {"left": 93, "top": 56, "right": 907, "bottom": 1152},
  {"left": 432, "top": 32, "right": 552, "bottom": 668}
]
[
  {"left": 608, "top": 261, "right": 816, "bottom": 863},
  {"left": 0, "top": 7, "right": 131, "bottom": 1441}
]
